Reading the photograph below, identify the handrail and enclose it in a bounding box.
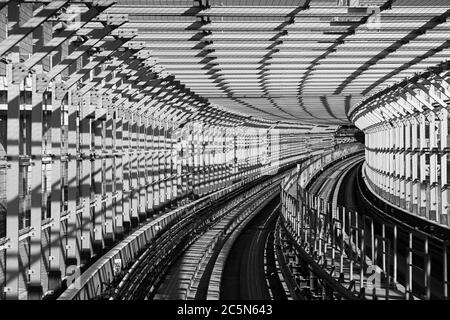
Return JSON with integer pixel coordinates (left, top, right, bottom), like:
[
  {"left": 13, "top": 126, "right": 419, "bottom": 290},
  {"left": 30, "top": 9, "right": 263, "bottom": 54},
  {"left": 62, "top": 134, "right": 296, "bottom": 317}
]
[
  {"left": 281, "top": 143, "right": 364, "bottom": 193},
  {"left": 280, "top": 147, "right": 450, "bottom": 300},
  {"left": 279, "top": 216, "right": 359, "bottom": 300}
]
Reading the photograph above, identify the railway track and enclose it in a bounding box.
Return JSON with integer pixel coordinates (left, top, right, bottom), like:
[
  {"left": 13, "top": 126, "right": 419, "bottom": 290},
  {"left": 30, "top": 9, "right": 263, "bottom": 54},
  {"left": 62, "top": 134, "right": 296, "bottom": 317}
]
[
  {"left": 154, "top": 180, "right": 282, "bottom": 300},
  {"left": 110, "top": 149, "right": 450, "bottom": 301},
  {"left": 277, "top": 154, "right": 366, "bottom": 300},
  {"left": 154, "top": 167, "right": 294, "bottom": 300},
  {"left": 110, "top": 162, "right": 303, "bottom": 300},
  {"left": 213, "top": 197, "right": 285, "bottom": 300},
  {"left": 110, "top": 176, "right": 268, "bottom": 300},
  {"left": 308, "top": 153, "right": 365, "bottom": 202},
  {"left": 279, "top": 154, "right": 449, "bottom": 300}
]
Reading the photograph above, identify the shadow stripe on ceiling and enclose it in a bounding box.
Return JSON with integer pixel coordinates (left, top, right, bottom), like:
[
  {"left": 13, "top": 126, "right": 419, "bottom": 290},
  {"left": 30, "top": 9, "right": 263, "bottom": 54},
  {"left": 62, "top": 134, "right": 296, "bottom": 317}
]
[{"left": 334, "top": 8, "right": 450, "bottom": 95}]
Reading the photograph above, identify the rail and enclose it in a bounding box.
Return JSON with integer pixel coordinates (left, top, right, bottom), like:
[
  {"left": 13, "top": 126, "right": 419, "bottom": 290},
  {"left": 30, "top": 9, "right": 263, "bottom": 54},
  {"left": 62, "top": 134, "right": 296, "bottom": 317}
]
[
  {"left": 359, "top": 163, "right": 450, "bottom": 299},
  {"left": 206, "top": 190, "right": 280, "bottom": 300},
  {"left": 279, "top": 146, "right": 366, "bottom": 300},
  {"left": 280, "top": 145, "right": 450, "bottom": 300}
]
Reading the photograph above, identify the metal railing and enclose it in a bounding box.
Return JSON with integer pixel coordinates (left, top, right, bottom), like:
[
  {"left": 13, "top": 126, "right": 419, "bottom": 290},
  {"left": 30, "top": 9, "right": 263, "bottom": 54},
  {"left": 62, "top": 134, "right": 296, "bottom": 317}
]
[{"left": 280, "top": 149, "right": 450, "bottom": 300}]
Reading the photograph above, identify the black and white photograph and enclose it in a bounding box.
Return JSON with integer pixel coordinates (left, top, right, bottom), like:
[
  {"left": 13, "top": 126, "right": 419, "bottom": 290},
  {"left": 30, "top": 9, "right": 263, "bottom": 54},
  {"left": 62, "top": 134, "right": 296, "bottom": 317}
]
[{"left": 0, "top": 0, "right": 449, "bottom": 315}]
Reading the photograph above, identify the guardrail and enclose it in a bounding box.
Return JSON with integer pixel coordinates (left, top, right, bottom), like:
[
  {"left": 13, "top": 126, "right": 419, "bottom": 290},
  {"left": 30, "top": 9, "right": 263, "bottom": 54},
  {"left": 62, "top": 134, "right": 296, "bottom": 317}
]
[
  {"left": 280, "top": 145, "right": 378, "bottom": 300},
  {"left": 281, "top": 144, "right": 365, "bottom": 192},
  {"left": 280, "top": 145, "right": 450, "bottom": 300},
  {"left": 359, "top": 163, "right": 450, "bottom": 300}
]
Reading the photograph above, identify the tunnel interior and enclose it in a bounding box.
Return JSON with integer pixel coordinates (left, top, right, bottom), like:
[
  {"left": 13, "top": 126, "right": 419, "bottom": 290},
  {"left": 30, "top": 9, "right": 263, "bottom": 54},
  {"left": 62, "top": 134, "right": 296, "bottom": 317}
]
[{"left": 0, "top": 0, "right": 448, "bottom": 302}]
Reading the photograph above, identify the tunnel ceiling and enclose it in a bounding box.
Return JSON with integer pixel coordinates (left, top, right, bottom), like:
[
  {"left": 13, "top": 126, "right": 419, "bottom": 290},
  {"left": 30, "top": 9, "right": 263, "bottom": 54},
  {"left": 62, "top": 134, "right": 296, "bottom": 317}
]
[{"left": 108, "top": 0, "right": 450, "bottom": 125}]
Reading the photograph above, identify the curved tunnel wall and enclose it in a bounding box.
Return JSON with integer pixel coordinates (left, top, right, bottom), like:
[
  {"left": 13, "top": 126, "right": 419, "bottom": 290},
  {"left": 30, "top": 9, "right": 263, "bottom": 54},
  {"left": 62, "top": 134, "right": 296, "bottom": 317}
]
[{"left": 351, "top": 65, "right": 450, "bottom": 228}]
